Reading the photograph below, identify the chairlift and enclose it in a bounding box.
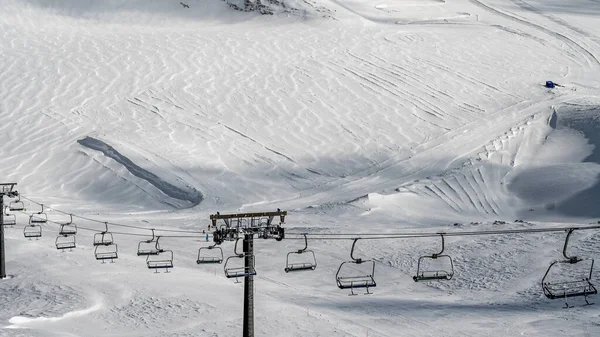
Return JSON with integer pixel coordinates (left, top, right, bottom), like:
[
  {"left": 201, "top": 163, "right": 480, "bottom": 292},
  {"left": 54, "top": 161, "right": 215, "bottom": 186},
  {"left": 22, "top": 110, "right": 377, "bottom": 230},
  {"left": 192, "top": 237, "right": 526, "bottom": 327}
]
[
  {"left": 197, "top": 243, "right": 224, "bottom": 264},
  {"left": 95, "top": 243, "right": 118, "bottom": 263},
  {"left": 335, "top": 238, "right": 376, "bottom": 295},
  {"left": 284, "top": 234, "right": 317, "bottom": 273},
  {"left": 542, "top": 229, "right": 597, "bottom": 308},
  {"left": 56, "top": 234, "right": 76, "bottom": 251},
  {"left": 137, "top": 229, "right": 160, "bottom": 256},
  {"left": 8, "top": 195, "right": 25, "bottom": 212},
  {"left": 146, "top": 237, "right": 174, "bottom": 272},
  {"left": 224, "top": 239, "right": 256, "bottom": 282},
  {"left": 413, "top": 234, "right": 454, "bottom": 282},
  {"left": 29, "top": 204, "right": 48, "bottom": 224},
  {"left": 93, "top": 222, "right": 114, "bottom": 246},
  {"left": 58, "top": 214, "right": 77, "bottom": 235},
  {"left": 23, "top": 224, "right": 42, "bottom": 239},
  {"left": 2, "top": 206, "right": 16, "bottom": 227}
]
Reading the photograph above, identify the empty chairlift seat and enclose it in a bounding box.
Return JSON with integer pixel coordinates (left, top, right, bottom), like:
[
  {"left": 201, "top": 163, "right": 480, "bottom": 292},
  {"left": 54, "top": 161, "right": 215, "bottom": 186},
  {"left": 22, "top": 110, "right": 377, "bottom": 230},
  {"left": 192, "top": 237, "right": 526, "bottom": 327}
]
[
  {"left": 30, "top": 208, "right": 48, "bottom": 224},
  {"left": 95, "top": 243, "right": 118, "bottom": 263},
  {"left": 145, "top": 237, "right": 173, "bottom": 272},
  {"left": 56, "top": 235, "right": 76, "bottom": 251},
  {"left": 2, "top": 206, "right": 16, "bottom": 227},
  {"left": 224, "top": 239, "right": 256, "bottom": 282},
  {"left": 197, "top": 245, "right": 224, "bottom": 264},
  {"left": 413, "top": 234, "right": 454, "bottom": 282},
  {"left": 147, "top": 250, "right": 174, "bottom": 272},
  {"left": 542, "top": 229, "right": 597, "bottom": 308},
  {"left": 336, "top": 238, "right": 376, "bottom": 295},
  {"left": 23, "top": 224, "right": 42, "bottom": 239},
  {"left": 58, "top": 215, "right": 77, "bottom": 235},
  {"left": 284, "top": 234, "right": 317, "bottom": 273},
  {"left": 8, "top": 196, "right": 25, "bottom": 212}
]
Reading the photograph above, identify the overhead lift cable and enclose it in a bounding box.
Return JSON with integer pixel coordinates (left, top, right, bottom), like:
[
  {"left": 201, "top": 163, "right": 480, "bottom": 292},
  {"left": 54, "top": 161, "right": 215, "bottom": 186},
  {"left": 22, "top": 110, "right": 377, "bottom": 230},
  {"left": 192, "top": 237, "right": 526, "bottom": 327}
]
[
  {"left": 285, "top": 224, "right": 600, "bottom": 240},
  {"left": 18, "top": 210, "right": 206, "bottom": 239},
  {"left": 20, "top": 196, "right": 205, "bottom": 235}
]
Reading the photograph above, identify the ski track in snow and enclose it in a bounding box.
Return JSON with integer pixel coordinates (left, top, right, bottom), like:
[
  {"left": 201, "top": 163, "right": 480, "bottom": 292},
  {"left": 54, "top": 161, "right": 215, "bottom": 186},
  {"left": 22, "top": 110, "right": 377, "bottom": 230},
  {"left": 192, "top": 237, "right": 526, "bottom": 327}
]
[{"left": 1, "top": 0, "right": 600, "bottom": 336}]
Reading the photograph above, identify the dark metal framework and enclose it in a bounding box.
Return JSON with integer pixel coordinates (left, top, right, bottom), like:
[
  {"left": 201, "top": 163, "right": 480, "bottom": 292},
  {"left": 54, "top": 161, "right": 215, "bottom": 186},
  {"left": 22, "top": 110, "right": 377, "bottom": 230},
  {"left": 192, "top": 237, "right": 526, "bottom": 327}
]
[
  {"left": 542, "top": 229, "right": 597, "bottom": 308},
  {"left": 205, "top": 210, "right": 286, "bottom": 337},
  {"left": 336, "top": 238, "right": 376, "bottom": 295},
  {"left": 413, "top": 234, "right": 454, "bottom": 282}
]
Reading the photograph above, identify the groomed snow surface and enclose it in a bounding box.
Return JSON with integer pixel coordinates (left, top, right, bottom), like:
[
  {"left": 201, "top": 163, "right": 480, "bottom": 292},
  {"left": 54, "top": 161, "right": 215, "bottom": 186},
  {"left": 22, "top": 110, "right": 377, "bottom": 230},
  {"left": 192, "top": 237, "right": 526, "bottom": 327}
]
[{"left": 1, "top": 0, "right": 600, "bottom": 336}]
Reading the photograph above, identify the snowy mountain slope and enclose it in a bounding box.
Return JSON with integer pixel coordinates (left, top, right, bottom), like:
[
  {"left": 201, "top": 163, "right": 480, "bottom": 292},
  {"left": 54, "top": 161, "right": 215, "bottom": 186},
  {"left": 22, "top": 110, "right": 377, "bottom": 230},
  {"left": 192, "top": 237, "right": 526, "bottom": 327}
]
[{"left": 1, "top": 0, "right": 600, "bottom": 336}]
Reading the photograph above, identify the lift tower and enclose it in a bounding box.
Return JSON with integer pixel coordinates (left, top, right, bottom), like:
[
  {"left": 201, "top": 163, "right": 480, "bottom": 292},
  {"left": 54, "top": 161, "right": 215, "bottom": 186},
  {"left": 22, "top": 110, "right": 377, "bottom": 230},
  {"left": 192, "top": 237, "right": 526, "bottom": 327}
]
[
  {"left": 211, "top": 210, "right": 286, "bottom": 337},
  {"left": 0, "top": 183, "right": 19, "bottom": 279}
]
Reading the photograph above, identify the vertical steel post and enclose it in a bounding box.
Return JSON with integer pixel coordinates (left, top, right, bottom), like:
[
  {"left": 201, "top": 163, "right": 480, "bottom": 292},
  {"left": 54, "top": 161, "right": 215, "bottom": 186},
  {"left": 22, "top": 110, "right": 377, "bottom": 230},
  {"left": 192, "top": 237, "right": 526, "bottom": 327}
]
[
  {"left": 0, "top": 196, "right": 5, "bottom": 279},
  {"left": 243, "top": 233, "right": 254, "bottom": 337}
]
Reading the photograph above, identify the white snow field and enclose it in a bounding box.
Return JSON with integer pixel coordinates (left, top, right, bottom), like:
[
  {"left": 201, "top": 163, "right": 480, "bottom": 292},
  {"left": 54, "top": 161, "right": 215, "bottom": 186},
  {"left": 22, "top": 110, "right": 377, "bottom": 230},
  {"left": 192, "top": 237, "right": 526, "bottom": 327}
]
[{"left": 1, "top": 0, "right": 600, "bottom": 336}]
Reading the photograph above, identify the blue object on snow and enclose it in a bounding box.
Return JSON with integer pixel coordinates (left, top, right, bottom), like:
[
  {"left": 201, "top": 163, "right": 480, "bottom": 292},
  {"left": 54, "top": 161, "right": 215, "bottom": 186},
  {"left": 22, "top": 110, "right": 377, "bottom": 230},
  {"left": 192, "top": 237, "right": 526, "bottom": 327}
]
[
  {"left": 545, "top": 81, "right": 555, "bottom": 88},
  {"left": 206, "top": 233, "right": 209, "bottom": 242}
]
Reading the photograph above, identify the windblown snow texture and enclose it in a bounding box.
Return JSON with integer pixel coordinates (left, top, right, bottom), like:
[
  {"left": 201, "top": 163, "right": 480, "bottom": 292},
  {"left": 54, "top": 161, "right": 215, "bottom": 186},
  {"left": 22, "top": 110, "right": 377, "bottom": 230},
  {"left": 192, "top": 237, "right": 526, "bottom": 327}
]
[{"left": 77, "top": 136, "right": 203, "bottom": 207}]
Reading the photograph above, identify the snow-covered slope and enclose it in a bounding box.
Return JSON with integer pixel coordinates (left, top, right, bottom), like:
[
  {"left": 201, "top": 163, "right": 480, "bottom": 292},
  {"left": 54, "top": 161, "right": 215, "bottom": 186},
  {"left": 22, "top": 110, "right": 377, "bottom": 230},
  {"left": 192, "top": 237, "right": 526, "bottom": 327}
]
[{"left": 1, "top": 0, "right": 600, "bottom": 336}]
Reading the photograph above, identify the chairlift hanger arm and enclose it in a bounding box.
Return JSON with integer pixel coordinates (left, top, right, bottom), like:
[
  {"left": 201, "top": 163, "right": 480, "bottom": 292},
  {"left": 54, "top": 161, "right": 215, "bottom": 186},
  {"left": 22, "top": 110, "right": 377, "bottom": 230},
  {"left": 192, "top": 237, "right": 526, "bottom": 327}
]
[
  {"left": 297, "top": 234, "right": 308, "bottom": 253},
  {"left": 233, "top": 238, "right": 243, "bottom": 256},
  {"left": 562, "top": 228, "right": 580, "bottom": 262},
  {"left": 433, "top": 234, "right": 445, "bottom": 258},
  {"left": 350, "top": 238, "right": 363, "bottom": 263},
  {"left": 147, "top": 229, "right": 156, "bottom": 242}
]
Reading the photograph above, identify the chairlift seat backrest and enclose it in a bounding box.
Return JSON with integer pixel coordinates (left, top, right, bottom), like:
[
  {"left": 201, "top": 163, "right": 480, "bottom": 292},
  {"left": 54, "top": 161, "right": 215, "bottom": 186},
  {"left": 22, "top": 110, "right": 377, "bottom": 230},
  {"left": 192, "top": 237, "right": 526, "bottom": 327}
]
[
  {"left": 197, "top": 246, "right": 223, "bottom": 264},
  {"left": 285, "top": 250, "right": 317, "bottom": 272},
  {"left": 137, "top": 240, "right": 160, "bottom": 256},
  {"left": 30, "top": 213, "right": 47, "bottom": 224},
  {"left": 94, "top": 232, "right": 114, "bottom": 246},
  {"left": 56, "top": 235, "right": 76, "bottom": 250},
  {"left": 95, "top": 244, "right": 118, "bottom": 262},
  {"left": 542, "top": 258, "right": 596, "bottom": 300},
  {"left": 413, "top": 255, "right": 455, "bottom": 282},
  {"left": 335, "top": 239, "right": 377, "bottom": 294},
  {"left": 336, "top": 260, "right": 376, "bottom": 289},
  {"left": 23, "top": 225, "right": 42, "bottom": 238},
  {"left": 224, "top": 254, "right": 256, "bottom": 278},
  {"left": 543, "top": 279, "right": 597, "bottom": 299},
  {"left": 9, "top": 201, "right": 24, "bottom": 211},
  {"left": 59, "top": 224, "right": 77, "bottom": 236},
  {"left": 284, "top": 234, "right": 317, "bottom": 273},
  {"left": 147, "top": 250, "right": 174, "bottom": 270},
  {"left": 2, "top": 214, "right": 16, "bottom": 226}
]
